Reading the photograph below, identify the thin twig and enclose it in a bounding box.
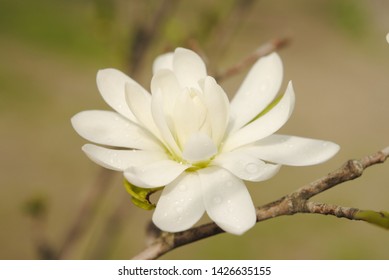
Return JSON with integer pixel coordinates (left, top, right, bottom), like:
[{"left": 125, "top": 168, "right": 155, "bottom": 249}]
[
  {"left": 128, "top": 0, "right": 178, "bottom": 77},
  {"left": 304, "top": 202, "right": 359, "bottom": 220},
  {"left": 208, "top": 0, "right": 257, "bottom": 63},
  {"left": 215, "top": 37, "right": 290, "bottom": 82},
  {"left": 132, "top": 146, "right": 389, "bottom": 260}
]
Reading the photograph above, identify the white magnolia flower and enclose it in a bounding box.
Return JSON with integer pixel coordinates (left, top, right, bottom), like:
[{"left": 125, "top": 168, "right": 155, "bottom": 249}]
[{"left": 71, "top": 48, "right": 339, "bottom": 235}]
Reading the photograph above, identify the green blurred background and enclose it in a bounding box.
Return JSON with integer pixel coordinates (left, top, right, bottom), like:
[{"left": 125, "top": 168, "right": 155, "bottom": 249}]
[{"left": 1, "top": 0, "right": 388, "bottom": 259}]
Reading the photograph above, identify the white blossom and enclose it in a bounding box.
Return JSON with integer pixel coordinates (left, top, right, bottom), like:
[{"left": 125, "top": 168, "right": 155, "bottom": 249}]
[{"left": 71, "top": 48, "right": 339, "bottom": 235}]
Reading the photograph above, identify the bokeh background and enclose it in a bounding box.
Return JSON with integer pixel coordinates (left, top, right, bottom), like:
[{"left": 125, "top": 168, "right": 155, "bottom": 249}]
[{"left": 1, "top": 0, "right": 388, "bottom": 259}]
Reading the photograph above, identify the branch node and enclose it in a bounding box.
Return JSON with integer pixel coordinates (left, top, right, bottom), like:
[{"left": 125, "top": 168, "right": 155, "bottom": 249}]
[{"left": 345, "top": 159, "right": 364, "bottom": 179}]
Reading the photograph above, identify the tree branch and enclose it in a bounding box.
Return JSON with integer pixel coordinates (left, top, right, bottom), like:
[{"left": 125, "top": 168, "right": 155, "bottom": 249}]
[
  {"left": 214, "top": 37, "right": 290, "bottom": 82},
  {"left": 132, "top": 146, "right": 389, "bottom": 260}
]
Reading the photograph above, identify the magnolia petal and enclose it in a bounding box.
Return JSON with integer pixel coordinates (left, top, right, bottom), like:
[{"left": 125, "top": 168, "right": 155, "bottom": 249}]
[
  {"left": 125, "top": 82, "right": 161, "bottom": 139},
  {"left": 124, "top": 160, "right": 189, "bottom": 188},
  {"left": 241, "top": 134, "right": 340, "bottom": 166},
  {"left": 223, "top": 81, "right": 295, "bottom": 152},
  {"left": 71, "top": 110, "right": 162, "bottom": 151},
  {"left": 229, "top": 53, "right": 283, "bottom": 132},
  {"left": 96, "top": 69, "right": 140, "bottom": 122},
  {"left": 200, "top": 76, "right": 230, "bottom": 145},
  {"left": 198, "top": 167, "right": 256, "bottom": 235},
  {"left": 152, "top": 173, "right": 205, "bottom": 232},
  {"left": 173, "top": 48, "right": 207, "bottom": 88},
  {"left": 172, "top": 88, "right": 208, "bottom": 148},
  {"left": 151, "top": 89, "right": 182, "bottom": 157},
  {"left": 182, "top": 132, "right": 217, "bottom": 163},
  {"left": 151, "top": 69, "right": 182, "bottom": 118},
  {"left": 212, "top": 150, "right": 281, "bottom": 182},
  {"left": 152, "top": 52, "right": 174, "bottom": 74},
  {"left": 82, "top": 144, "right": 168, "bottom": 171}
]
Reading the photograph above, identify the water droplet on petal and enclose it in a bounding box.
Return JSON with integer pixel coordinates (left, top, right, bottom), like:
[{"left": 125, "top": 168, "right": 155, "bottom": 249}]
[
  {"left": 176, "top": 207, "right": 183, "bottom": 214},
  {"left": 213, "top": 196, "right": 222, "bottom": 204},
  {"left": 245, "top": 163, "right": 258, "bottom": 174},
  {"left": 227, "top": 201, "right": 234, "bottom": 213},
  {"left": 259, "top": 76, "right": 272, "bottom": 92},
  {"left": 178, "top": 184, "right": 187, "bottom": 192}
]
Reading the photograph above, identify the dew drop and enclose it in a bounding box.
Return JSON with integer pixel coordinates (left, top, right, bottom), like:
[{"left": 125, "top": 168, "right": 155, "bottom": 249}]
[
  {"left": 213, "top": 196, "right": 222, "bottom": 204},
  {"left": 245, "top": 163, "right": 258, "bottom": 174},
  {"left": 176, "top": 207, "right": 183, "bottom": 214},
  {"left": 259, "top": 77, "right": 271, "bottom": 92},
  {"left": 178, "top": 184, "right": 187, "bottom": 192},
  {"left": 259, "top": 82, "right": 269, "bottom": 92}
]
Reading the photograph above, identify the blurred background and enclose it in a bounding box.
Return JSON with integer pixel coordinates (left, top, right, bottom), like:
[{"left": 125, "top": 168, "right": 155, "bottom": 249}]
[{"left": 0, "top": 0, "right": 388, "bottom": 259}]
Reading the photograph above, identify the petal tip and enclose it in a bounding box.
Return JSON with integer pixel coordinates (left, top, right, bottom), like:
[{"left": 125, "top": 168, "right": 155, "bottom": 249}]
[{"left": 217, "top": 215, "right": 256, "bottom": 235}]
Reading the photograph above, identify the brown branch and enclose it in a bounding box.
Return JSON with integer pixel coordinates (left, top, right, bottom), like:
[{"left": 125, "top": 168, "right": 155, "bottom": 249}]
[
  {"left": 215, "top": 37, "right": 291, "bottom": 82},
  {"left": 207, "top": 0, "right": 257, "bottom": 63},
  {"left": 127, "top": 0, "right": 178, "bottom": 77},
  {"left": 132, "top": 146, "right": 389, "bottom": 260},
  {"left": 304, "top": 201, "right": 359, "bottom": 219}
]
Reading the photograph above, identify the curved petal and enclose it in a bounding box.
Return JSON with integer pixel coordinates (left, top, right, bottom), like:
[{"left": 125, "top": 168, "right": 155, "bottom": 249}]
[
  {"left": 223, "top": 81, "right": 295, "bottom": 152},
  {"left": 172, "top": 88, "right": 208, "bottom": 148},
  {"left": 198, "top": 167, "right": 256, "bottom": 235},
  {"left": 212, "top": 150, "right": 281, "bottom": 182},
  {"left": 229, "top": 53, "right": 283, "bottom": 132},
  {"left": 152, "top": 52, "right": 174, "bottom": 74},
  {"left": 124, "top": 160, "right": 189, "bottom": 188},
  {"left": 151, "top": 69, "right": 182, "bottom": 117},
  {"left": 173, "top": 48, "right": 207, "bottom": 89},
  {"left": 82, "top": 144, "right": 168, "bottom": 171},
  {"left": 152, "top": 173, "right": 205, "bottom": 232},
  {"left": 96, "top": 69, "right": 141, "bottom": 122},
  {"left": 200, "top": 76, "right": 230, "bottom": 145},
  {"left": 182, "top": 132, "right": 217, "bottom": 163},
  {"left": 240, "top": 134, "right": 340, "bottom": 166},
  {"left": 71, "top": 110, "right": 162, "bottom": 151},
  {"left": 151, "top": 89, "right": 182, "bottom": 157},
  {"left": 125, "top": 82, "right": 161, "bottom": 139}
]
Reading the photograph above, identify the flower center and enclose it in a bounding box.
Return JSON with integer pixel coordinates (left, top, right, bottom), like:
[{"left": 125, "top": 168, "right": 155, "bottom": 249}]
[{"left": 168, "top": 87, "right": 218, "bottom": 169}]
